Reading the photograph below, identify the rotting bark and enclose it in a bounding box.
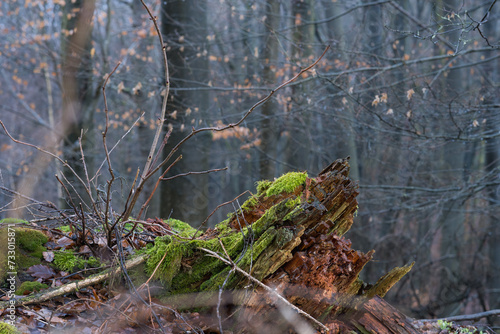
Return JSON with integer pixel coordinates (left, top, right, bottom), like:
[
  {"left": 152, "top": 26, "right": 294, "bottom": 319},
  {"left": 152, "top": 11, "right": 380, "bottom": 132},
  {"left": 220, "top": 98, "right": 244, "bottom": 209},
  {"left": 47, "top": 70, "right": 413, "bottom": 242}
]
[{"left": 143, "top": 157, "right": 418, "bottom": 332}]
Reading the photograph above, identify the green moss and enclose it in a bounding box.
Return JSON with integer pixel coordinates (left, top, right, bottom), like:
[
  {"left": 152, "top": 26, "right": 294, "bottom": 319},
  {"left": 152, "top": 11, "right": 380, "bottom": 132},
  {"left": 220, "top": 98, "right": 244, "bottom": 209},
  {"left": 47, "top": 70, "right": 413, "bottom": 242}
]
[
  {"left": 166, "top": 219, "right": 198, "bottom": 238},
  {"left": 0, "top": 218, "right": 28, "bottom": 225},
  {"left": 16, "top": 228, "right": 48, "bottom": 258},
  {"left": 124, "top": 221, "right": 143, "bottom": 232},
  {"left": 265, "top": 172, "right": 307, "bottom": 197},
  {"left": 53, "top": 251, "right": 101, "bottom": 272},
  {"left": 251, "top": 201, "right": 284, "bottom": 235},
  {"left": 214, "top": 217, "right": 234, "bottom": 236},
  {"left": 201, "top": 227, "right": 278, "bottom": 291},
  {"left": 87, "top": 256, "right": 100, "bottom": 267},
  {"left": 284, "top": 198, "right": 304, "bottom": 221},
  {"left": 145, "top": 236, "right": 185, "bottom": 286},
  {"left": 15, "top": 253, "right": 42, "bottom": 270},
  {"left": 59, "top": 225, "right": 71, "bottom": 233},
  {"left": 53, "top": 251, "right": 79, "bottom": 272},
  {"left": 256, "top": 180, "right": 272, "bottom": 194},
  {"left": 240, "top": 195, "right": 258, "bottom": 211},
  {"left": 285, "top": 196, "right": 301, "bottom": 209},
  {"left": 146, "top": 230, "right": 248, "bottom": 293},
  {"left": 0, "top": 322, "right": 20, "bottom": 334},
  {"left": 0, "top": 227, "right": 47, "bottom": 285},
  {"left": 15, "top": 281, "right": 48, "bottom": 295}
]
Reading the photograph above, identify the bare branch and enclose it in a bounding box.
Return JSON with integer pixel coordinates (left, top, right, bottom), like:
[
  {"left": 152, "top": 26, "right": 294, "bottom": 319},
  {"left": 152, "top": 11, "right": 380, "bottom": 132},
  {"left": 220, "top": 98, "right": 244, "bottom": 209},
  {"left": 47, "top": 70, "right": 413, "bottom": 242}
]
[{"left": 161, "top": 167, "right": 228, "bottom": 181}]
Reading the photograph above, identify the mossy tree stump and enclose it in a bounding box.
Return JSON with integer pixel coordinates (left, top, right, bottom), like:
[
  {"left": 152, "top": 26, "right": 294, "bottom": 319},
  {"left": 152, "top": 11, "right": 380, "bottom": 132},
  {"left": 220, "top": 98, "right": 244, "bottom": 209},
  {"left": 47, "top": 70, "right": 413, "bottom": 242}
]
[{"left": 146, "top": 157, "right": 418, "bottom": 332}]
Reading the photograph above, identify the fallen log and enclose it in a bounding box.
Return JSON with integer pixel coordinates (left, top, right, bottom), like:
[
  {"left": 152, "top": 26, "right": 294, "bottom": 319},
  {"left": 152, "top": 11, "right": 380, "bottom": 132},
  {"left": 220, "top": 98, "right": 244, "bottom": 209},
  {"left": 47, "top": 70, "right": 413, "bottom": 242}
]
[{"left": 142, "top": 157, "right": 418, "bottom": 332}]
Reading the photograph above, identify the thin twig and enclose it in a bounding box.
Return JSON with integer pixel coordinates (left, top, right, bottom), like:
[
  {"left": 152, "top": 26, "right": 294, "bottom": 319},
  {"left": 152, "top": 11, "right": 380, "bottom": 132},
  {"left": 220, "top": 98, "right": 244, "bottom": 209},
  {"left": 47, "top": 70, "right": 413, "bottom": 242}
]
[
  {"left": 139, "top": 0, "right": 170, "bottom": 180},
  {"left": 55, "top": 174, "right": 79, "bottom": 218},
  {"left": 118, "top": 0, "right": 170, "bottom": 222},
  {"left": 134, "top": 155, "right": 183, "bottom": 222},
  {"left": 102, "top": 61, "right": 121, "bottom": 244},
  {"left": 150, "top": 129, "right": 172, "bottom": 173},
  {"left": 92, "top": 112, "right": 144, "bottom": 183},
  {"left": 161, "top": 167, "right": 228, "bottom": 181},
  {"left": 77, "top": 130, "right": 103, "bottom": 220},
  {"left": 123, "top": 155, "right": 183, "bottom": 239},
  {"left": 79, "top": 129, "right": 91, "bottom": 191},
  {"left": 192, "top": 190, "right": 252, "bottom": 240},
  {"left": 156, "top": 46, "right": 331, "bottom": 180}
]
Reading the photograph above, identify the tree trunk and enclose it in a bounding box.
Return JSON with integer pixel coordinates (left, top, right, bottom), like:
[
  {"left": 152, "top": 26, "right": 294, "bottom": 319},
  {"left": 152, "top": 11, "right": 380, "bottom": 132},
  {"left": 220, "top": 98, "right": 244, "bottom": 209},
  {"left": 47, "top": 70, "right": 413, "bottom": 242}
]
[
  {"left": 282, "top": 0, "right": 316, "bottom": 173},
  {"left": 435, "top": 0, "right": 466, "bottom": 318},
  {"left": 258, "top": 0, "right": 281, "bottom": 180},
  {"left": 160, "top": 0, "right": 210, "bottom": 225},
  {"left": 60, "top": 0, "right": 98, "bottom": 208}
]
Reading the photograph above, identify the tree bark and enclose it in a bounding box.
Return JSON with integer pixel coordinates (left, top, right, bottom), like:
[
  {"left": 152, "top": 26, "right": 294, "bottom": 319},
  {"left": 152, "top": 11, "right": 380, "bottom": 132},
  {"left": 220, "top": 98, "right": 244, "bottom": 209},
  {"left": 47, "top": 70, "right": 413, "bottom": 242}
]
[
  {"left": 160, "top": 0, "right": 211, "bottom": 225},
  {"left": 60, "top": 0, "right": 98, "bottom": 208}
]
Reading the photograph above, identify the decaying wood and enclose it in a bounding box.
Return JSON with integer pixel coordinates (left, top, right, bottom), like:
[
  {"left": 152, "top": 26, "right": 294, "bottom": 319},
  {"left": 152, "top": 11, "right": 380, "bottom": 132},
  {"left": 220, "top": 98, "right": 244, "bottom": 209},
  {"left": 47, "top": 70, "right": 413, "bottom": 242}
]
[{"left": 144, "top": 157, "right": 418, "bottom": 332}]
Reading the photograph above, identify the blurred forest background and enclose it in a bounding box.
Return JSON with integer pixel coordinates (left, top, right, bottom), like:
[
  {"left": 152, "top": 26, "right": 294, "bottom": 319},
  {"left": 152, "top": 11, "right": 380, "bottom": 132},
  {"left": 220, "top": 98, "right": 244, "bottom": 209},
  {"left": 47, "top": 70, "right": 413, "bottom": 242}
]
[{"left": 0, "top": 0, "right": 499, "bottom": 324}]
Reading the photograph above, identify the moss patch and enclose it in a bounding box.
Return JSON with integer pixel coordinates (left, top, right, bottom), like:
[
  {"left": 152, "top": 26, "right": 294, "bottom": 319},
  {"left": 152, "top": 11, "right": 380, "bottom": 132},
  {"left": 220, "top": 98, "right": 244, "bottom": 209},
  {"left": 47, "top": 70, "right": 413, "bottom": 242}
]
[
  {"left": 53, "top": 251, "right": 101, "bottom": 272},
  {"left": 58, "top": 225, "right": 71, "bottom": 233},
  {"left": 166, "top": 219, "right": 198, "bottom": 238},
  {"left": 0, "top": 227, "right": 48, "bottom": 285},
  {"left": 240, "top": 195, "right": 258, "bottom": 211},
  {"left": 265, "top": 172, "right": 307, "bottom": 197},
  {"left": 15, "top": 281, "right": 48, "bottom": 295},
  {"left": 0, "top": 218, "right": 28, "bottom": 225},
  {"left": 256, "top": 180, "right": 272, "bottom": 194},
  {"left": 0, "top": 322, "right": 20, "bottom": 334},
  {"left": 146, "top": 229, "right": 249, "bottom": 293},
  {"left": 16, "top": 228, "right": 48, "bottom": 258}
]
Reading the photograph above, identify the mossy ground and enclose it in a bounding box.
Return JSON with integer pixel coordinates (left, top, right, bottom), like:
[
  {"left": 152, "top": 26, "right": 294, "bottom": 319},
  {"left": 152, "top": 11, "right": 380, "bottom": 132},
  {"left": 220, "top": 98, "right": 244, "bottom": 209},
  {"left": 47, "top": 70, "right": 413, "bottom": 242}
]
[
  {"left": 166, "top": 218, "right": 198, "bottom": 238},
  {"left": 0, "top": 218, "right": 28, "bottom": 225},
  {"left": 53, "top": 250, "right": 101, "bottom": 272},
  {"left": 0, "top": 227, "right": 48, "bottom": 286},
  {"left": 0, "top": 322, "right": 20, "bottom": 334},
  {"left": 15, "top": 228, "right": 48, "bottom": 258}
]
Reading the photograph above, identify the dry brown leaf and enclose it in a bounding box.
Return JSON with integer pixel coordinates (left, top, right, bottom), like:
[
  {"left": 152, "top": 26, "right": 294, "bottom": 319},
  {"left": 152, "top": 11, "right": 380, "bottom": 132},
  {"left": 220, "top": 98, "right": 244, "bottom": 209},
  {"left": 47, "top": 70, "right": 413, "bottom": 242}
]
[{"left": 43, "top": 251, "right": 54, "bottom": 262}]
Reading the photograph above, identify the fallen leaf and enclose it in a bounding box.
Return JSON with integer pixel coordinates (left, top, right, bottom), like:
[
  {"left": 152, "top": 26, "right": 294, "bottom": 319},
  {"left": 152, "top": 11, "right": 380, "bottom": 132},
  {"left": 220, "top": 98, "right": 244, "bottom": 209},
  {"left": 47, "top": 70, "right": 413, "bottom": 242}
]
[
  {"left": 27, "top": 264, "right": 56, "bottom": 279},
  {"left": 407, "top": 88, "right": 415, "bottom": 100},
  {"left": 79, "top": 245, "right": 92, "bottom": 254},
  {"left": 56, "top": 236, "right": 75, "bottom": 248},
  {"left": 49, "top": 315, "right": 66, "bottom": 323},
  {"left": 43, "top": 251, "right": 54, "bottom": 262}
]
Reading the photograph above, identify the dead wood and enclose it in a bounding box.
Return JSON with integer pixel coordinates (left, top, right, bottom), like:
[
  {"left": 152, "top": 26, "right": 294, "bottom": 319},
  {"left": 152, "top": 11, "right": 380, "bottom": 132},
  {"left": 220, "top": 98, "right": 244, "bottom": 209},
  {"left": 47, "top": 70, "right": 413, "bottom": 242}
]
[{"left": 143, "top": 157, "right": 418, "bottom": 332}]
